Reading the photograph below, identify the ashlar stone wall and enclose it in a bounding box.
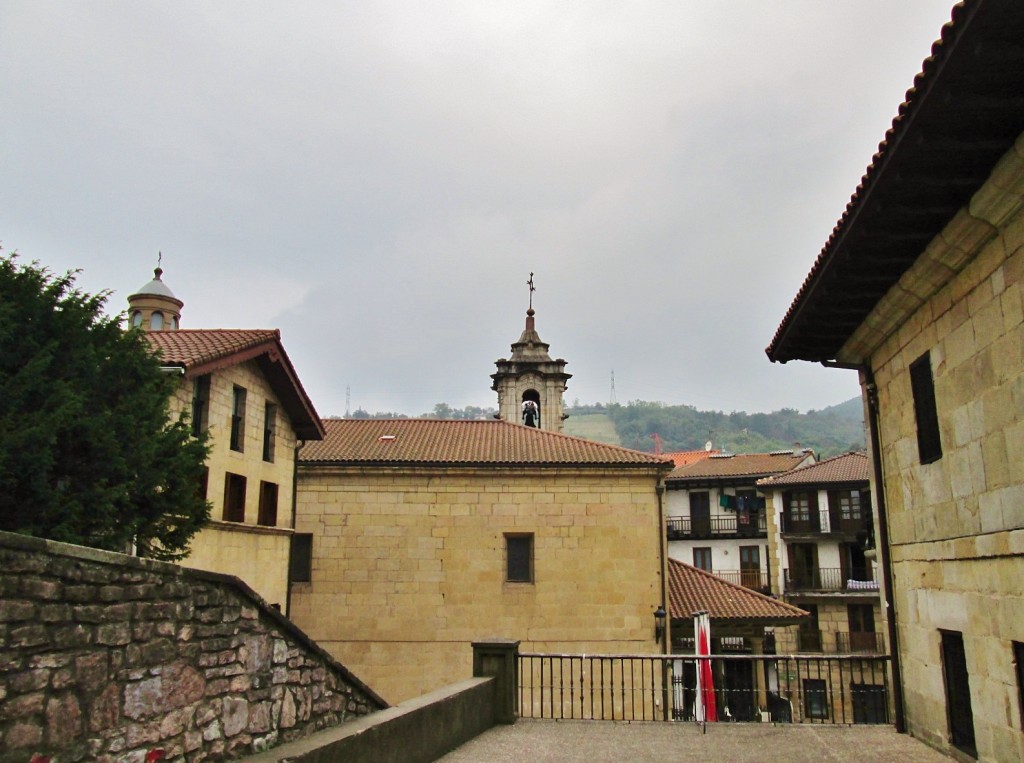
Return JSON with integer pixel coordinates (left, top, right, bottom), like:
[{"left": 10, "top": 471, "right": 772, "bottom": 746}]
[
  {"left": 292, "top": 464, "right": 666, "bottom": 704},
  {"left": 858, "top": 137, "right": 1024, "bottom": 760},
  {"left": 0, "top": 531, "right": 384, "bottom": 763},
  {"left": 168, "top": 358, "right": 299, "bottom": 607}
]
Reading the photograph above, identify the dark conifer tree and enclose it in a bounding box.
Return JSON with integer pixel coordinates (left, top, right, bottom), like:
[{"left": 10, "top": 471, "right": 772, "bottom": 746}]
[{"left": 0, "top": 255, "right": 210, "bottom": 559}]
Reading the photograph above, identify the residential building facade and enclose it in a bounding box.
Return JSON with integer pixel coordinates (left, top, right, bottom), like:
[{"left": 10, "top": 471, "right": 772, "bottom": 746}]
[
  {"left": 130, "top": 269, "right": 324, "bottom": 608},
  {"left": 767, "top": 2, "right": 1024, "bottom": 758},
  {"left": 664, "top": 450, "right": 814, "bottom": 595},
  {"left": 758, "top": 453, "right": 884, "bottom": 657}
]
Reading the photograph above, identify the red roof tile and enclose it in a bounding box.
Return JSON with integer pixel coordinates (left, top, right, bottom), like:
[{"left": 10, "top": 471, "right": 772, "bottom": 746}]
[
  {"left": 757, "top": 451, "right": 869, "bottom": 488},
  {"left": 146, "top": 329, "right": 280, "bottom": 368},
  {"left": 665, "top": 451, "right": 813, "bottom": 482},
  {"left": 300, "top": 418, "right": 676, "bottom": 468},
  {"left": 668, "top": 559, "right": 807, "bottom": 623},
  {"left": 145, "top": 329, "right": 324, "bottom": 440},
  {"left": 663, "top": 450, "right": 719, "bottom": 468}
]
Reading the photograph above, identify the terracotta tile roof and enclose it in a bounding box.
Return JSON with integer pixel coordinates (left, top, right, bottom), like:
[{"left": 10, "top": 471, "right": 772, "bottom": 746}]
[
  {"left": 665, "top": 451, "right": 813, "bottom": 482},
  {"left": 767, "top": 0, "right": 1024, "bottom": 363},
  {"left": 758, "top": 451, "right": 869, "bottom": 488},
  {"left": 668, "top": 559, "right": 807, "bottom": 624},
  {"left": 663, "top": 450, "right": 719, "bottom": 468},
  {"left": 146, "top": 329, "right": 280, "bottom": 367},
  {"left": 300, "top": 418, "right": 676, "bottom": 468},
  {"left": 145, "top": 329, "right": 324, "bottom": 440}
]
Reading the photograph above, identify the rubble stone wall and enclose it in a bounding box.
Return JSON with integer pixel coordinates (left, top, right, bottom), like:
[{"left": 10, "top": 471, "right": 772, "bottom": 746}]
[{"left": 0, "top": 531, "right": 385, "bottom": 763}]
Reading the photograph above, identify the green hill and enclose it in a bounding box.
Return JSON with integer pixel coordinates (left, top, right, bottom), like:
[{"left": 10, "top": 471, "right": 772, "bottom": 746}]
[{"left": 563, "top": 398, "right": 865, "bottom": 459}]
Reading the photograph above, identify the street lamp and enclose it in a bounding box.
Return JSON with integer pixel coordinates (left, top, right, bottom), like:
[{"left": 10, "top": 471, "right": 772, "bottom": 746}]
[{"left": 653, "top": 605, "right": 667, "bottom": 643}]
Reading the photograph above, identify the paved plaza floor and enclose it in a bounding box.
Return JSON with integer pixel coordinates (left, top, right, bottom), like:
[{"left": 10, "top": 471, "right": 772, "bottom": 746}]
[{"left": 436, "top": 719, "right": 951, "bottom": 762}]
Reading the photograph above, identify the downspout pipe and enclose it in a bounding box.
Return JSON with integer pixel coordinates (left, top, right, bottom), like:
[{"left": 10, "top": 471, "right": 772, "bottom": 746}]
[
  {"left": 285, "top": 439, "right": 305, "bottom": 618},
  {"left": 656, "top": 482, "right": 669, "bottom": 655},
  {"left": 822, "top": 360, "right": 906, "bottom": 732}
]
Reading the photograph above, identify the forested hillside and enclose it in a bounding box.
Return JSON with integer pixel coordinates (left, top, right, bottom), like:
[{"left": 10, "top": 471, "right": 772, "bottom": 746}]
[
  {"left": 563, "top": 398, "right": 866, "bottom": 458},
  {"left": 345, "top": 397, "right": 867, "bottom": 459}
]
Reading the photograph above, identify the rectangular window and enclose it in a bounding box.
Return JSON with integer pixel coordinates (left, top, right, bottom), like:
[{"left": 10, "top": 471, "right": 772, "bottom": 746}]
[
  {"left": 289, "top": 533, "right": 313, "bottom": 583},
  {"left": 739, "top": 545, "right": 760, "bottom": 589},
  {"left": 230, "top": 386, "right": 247, "bottom": 452},
  {"left": 191, "top": 374, "right": 211, "bottom": 437},
  {"left": 692, "top": 547, "right": 712, "bottom": 572},
  {"left": 223, "top": 472, "right": 246, "bottom": 522},
  {"left": 198, "top": 466, "right": 209, "bottom": 503},
  {"left": 910, "top": 351, "right": 942, "bottom": 464},
  {"left": 257, "top": 481, "right": 279, "bottom": 526},
  {"left": 940, "top": 630, "right": 976, "bottom": 756},
  {"left": 262, "top": 402, "right": 277, "bottom": 462},
  {"left": 790, "top": 492, "right": 811, "bottom": 522},
  {"left": 505, "top": 533, "right": 534, "bottom": 583},
  {"left": 798, "top": 603, "right": 822, "bottom": 652},
  {"left": 803, "top": 678, "right": 828, "bottom": 719},
  {"left": 1014, "top": 641, "right": 1024, "bottom": 731},
  {"left": 837, "top": 490, "right": 862, "bottom": 521}
]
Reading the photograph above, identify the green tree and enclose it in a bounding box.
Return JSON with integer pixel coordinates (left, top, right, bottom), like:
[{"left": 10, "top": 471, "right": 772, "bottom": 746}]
[{"left": 0, "top": 255, "right": 210, "bottom": 560}]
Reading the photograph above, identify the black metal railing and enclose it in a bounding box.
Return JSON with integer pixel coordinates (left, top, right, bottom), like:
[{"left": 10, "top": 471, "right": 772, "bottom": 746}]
[
  {"left": 781, "top": 511, "right": 873, "bottom": 536},
  {"left": 836, "top": 631, "right": 885, "bottom": 653},
  {"left": 711, "top": 570, "right": 770, "bottom": 592},
  {"left": 517, "top": 652, "right": 891, "bottom": 725},
  {"left": 666, "top": 514, "right": 767, "bottom": 540},
  {"left": 784, "top": 567, "right": 878, "bottom": 593}
]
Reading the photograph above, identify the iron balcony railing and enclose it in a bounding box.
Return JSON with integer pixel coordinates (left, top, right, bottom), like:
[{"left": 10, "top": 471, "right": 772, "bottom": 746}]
[
  {"left": 780, "top": 511, "right": 873, "bottom": 536},
  {"left": 836, "top": 631, "right": 885, "bottom": 654},
  {"left": 784, "top": 567, "right": 878, "bottom": 593},
  {"left": 709, "top": 570, "right": 771, "bottom": 593},
  {"left": 517, "top": 652, "right": 891, "bottom": 725},
  {"left": 666, "top": 513, "right": 767, "bottom": 540}
]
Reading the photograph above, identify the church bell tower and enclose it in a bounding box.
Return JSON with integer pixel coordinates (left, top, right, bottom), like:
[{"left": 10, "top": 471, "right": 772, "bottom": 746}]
[{"left": 491, "top": 274, "right": 571, "bottom": 432}]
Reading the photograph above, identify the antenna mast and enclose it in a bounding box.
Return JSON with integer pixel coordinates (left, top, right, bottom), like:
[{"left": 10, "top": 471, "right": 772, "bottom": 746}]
[
  {"left": 609, "top": 370, "right": 617, "bottom": 405},
  {"left": 345, "top": 385, "right": 351, "bottom": 418}
]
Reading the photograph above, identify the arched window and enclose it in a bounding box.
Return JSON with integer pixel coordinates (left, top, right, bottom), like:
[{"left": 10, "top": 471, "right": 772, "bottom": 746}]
[
  {"left": 521, "top": 389, "right": 541, "bottom": 428},
  {"left": 151, "top": 311, "right": 164, "bottom": 330},
  {"left": 130, "top": 311, "right": 143, "bottom": 327}
]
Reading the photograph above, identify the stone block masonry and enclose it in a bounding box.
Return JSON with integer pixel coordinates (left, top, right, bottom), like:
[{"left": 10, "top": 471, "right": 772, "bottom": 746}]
[{"left": 0, "top": 531, "right": 385, "bottom": 763}]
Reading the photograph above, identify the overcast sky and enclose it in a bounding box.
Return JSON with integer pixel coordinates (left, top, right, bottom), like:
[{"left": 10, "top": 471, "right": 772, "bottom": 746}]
[{"left": 2, "top": 1, "right": 955, "bottom": 418}]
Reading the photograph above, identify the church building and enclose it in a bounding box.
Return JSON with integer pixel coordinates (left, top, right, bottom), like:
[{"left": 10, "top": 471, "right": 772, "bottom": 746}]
[{"left": 290, "top": 297, "right": 674, "bottom": 703}]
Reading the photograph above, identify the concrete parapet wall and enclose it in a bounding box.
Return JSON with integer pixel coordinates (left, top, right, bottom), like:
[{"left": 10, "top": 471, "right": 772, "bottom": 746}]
[{"left": 246, "top": 677, "right": 496, "bottom": 763}]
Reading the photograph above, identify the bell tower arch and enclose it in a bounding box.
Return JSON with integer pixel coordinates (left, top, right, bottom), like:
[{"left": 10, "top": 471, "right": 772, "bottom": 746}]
[{"left": 491, "top": 274, "right": 571, "bottom": 432}]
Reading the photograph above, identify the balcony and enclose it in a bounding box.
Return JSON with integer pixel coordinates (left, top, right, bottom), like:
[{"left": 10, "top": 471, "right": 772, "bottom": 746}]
[
  {"left": 784, "top": 567, "right": 879, "bottom": 594},
  {"left": 781, "top": 510, "right": 872, "bottom": 538},
  {"left": 711, "top": 569, "right": 771, "bottom": 594},
  {"left": 666, "top": 513, "right": 766, "bottom": 540},
  {"left": 836, "top": 631, "right": 885, "bottom": 654}
]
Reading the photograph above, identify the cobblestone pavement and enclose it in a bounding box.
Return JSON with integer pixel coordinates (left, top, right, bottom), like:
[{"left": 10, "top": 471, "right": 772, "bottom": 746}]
[{"left": 436, "top": 720, "right": 952, "bottom": 762}]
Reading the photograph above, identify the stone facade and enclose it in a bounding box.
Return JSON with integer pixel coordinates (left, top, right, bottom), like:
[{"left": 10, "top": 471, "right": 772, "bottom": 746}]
[
  {"left": 291, "top": 465, "right": 666, "bottom": 704},
  {"left": 856, "top": 143, "right": 1024, "bottom": 760},
  {"left": 0, "top": 530, "right": 384, "bottom": 763},
  {"left": 168, "top": 359, "right": 299, "bottom": 609}
]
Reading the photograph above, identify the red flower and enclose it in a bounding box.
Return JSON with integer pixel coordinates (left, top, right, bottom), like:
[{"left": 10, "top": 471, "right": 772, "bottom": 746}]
[{"left": 146, "top": 750, "right": 166, "bottom": 762}]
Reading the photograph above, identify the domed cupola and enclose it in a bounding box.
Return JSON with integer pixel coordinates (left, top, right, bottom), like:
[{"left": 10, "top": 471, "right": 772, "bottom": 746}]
[{"left": 127, "top": 258, "right": 183, "bottom": 332}]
